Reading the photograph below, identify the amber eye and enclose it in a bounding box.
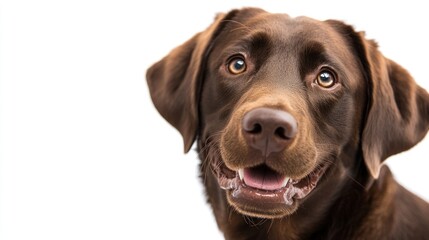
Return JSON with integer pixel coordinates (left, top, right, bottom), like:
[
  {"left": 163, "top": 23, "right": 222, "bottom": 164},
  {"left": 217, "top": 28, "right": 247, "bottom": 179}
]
[
  {"left": 227, "top": 57, "right": 247, "bottom": 75},
  {"left": 316, "top": 70, "right": 336, "bottom": 88}
]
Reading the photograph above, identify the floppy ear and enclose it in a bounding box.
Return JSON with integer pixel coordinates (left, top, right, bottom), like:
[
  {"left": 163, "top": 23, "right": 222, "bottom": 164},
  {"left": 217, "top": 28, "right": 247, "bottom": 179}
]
[
  {"left": 362, "top": 51, "right": 429, "bottom": 178},
  {"left": 327, "top": 20, "right": 429, "bottom": 178},
  {"left": 146, "top": 11, "right": 238, "bottom": 152}
]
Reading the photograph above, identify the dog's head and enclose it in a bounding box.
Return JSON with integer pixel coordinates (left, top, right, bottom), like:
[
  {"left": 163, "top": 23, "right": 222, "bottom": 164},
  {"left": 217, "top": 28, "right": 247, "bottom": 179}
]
[{"left": 147, "top": 8, "right": 429, "bottom": 218}]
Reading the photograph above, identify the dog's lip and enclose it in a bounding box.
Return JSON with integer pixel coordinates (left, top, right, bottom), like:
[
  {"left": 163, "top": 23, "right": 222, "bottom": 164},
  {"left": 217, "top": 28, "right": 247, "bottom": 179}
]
[{"left": 213, "top": 162, "right": 328, "bottom": 206}]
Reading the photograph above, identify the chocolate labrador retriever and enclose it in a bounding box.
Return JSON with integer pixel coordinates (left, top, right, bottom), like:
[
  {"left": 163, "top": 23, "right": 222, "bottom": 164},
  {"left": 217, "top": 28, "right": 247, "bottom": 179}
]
[{"left": 147, "top": 8, "right": 429, "bottom": 239}]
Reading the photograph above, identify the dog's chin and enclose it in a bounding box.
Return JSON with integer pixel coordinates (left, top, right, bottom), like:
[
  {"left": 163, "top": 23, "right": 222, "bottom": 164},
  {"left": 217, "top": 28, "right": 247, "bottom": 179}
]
[{"left": 211, "top": 160, "right": 329, "bottom": 219}]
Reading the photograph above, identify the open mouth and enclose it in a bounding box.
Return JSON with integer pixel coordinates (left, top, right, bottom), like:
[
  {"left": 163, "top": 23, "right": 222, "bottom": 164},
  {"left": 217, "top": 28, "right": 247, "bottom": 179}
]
[{"left": 211, "top": 160, "right": 328, "bottom": 215}]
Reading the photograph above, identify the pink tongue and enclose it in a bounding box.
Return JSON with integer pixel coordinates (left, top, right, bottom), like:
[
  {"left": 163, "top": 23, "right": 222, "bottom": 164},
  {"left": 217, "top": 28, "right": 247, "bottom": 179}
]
[{"left": 243, "top": 166, "right": 286, "bottom": 191}]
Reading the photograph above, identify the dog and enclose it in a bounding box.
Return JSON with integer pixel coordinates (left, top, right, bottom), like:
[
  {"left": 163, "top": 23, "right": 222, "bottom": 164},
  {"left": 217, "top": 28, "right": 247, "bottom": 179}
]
[{"left": 146, "top": 7, "right": 429, "bottom": 239}]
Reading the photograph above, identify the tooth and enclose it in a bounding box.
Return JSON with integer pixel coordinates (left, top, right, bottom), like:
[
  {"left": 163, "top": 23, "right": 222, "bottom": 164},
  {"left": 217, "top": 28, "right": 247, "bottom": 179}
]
[
  {"left": 282, "top": 177, "right": 290, "bottom": 187},
  {"left": 238, "top": 169, "right": 244, "bottom": 181}
]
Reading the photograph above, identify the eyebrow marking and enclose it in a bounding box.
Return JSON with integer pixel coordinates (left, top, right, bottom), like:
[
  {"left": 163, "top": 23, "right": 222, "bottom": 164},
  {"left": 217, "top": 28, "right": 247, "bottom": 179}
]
[
  {"left": 299, "top": 41, "right": 329, "bottom": 78},
  {"left": 247, "top": 32, "right": 272, "bottom": 69}
]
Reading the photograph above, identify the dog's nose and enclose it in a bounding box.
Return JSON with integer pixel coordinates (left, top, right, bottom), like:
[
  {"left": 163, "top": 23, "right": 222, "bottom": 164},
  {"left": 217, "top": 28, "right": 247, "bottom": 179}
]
[{"left": 242, "top": 108, "right": 297, "bottom": 156}]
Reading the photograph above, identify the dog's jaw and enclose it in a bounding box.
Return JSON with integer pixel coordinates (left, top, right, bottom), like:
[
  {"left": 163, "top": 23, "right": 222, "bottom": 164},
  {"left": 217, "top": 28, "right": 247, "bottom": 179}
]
[{"left": 210, "top": 157, "right": 330, "bottom": 218}]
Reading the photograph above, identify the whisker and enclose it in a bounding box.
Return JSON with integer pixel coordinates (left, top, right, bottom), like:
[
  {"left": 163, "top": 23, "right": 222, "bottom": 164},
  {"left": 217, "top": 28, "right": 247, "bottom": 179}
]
[
  {"left": 317, "top": 152, "right": 366, "bottom": 190},
  {"left": 344, "top": 171, "right": 365, "bottom": 190},
  {"left": 267, "top": 219, "right": 275, "bottom": 235},
  {"left": 198, "top": 131, "right": 226, "bottom": 185},
  {"left": 198, "top": 131, "right": 224, "bottom": 154}
]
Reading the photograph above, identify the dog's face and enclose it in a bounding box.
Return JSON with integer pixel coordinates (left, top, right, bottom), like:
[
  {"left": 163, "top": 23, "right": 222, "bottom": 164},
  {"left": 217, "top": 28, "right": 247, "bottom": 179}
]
[
  {"left": 199, "top": 12, "right": 367, "bottom": 218},
  {"left": 147, "top": 8, "right": 429, "bottom": 219}
]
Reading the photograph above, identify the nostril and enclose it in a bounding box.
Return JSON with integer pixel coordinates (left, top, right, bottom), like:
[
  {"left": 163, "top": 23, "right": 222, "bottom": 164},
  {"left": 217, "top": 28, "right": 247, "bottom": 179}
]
[
  {"left": 246, "top": 123, "right": 262, "bottom": 134},
  {"left": 274, "top": 127, "right": 289, "bottom": 140}
]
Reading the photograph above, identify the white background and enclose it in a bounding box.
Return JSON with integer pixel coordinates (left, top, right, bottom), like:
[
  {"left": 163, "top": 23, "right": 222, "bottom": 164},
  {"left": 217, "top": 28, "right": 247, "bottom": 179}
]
[{"left": 1, "top": 1, "right": 428, "bottom": 239}]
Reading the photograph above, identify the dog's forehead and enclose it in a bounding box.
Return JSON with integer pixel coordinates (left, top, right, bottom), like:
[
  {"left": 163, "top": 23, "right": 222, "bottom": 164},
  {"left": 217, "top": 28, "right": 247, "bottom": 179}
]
[{"left": 219, "top": 13, "right": 346, "bottom": 54}]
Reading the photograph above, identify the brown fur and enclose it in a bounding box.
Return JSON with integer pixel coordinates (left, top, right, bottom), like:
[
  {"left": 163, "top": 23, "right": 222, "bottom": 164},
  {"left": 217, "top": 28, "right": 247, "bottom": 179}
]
[{"left": 147, "top": 8, "right": 429, "bottom": 239}]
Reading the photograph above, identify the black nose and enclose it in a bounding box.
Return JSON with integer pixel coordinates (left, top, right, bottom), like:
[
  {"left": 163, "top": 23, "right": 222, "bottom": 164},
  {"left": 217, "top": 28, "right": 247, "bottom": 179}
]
[{"left": 242, "top": 107, "right": 297, "bottom": 156}]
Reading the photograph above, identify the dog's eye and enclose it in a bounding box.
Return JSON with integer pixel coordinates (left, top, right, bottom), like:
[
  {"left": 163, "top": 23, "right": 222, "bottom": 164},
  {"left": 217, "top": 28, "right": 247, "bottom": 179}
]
[
  {"left": 227, "top": 57, "right": 247, "bottom": 75},
  {"left": 316, "top": 70, "right": 336, "bottom": 88}
]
